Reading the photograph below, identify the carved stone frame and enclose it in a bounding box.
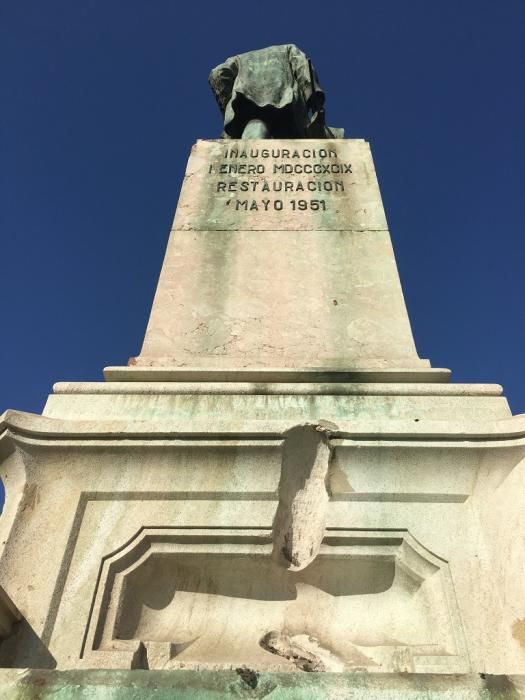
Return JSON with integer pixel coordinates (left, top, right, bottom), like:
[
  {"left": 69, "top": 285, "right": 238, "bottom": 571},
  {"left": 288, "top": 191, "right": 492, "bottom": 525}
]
[{"left": 81, "top": 527, "right": 469, "bottom": 673}]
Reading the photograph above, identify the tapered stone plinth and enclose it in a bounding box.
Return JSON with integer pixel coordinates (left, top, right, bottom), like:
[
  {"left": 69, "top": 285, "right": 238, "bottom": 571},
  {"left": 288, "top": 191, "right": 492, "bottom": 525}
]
[{"left": 133, "top": 140, "right": 433, "bottom": 374}]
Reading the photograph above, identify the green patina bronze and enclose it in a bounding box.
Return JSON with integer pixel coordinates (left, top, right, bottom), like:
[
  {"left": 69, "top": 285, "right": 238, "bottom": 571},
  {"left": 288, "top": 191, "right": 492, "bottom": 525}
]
[
  {"left": 209, "top": 45, "right": 344, "bottom": 139},
  {"left": 1, "top": 669, "right": 522, "bottom": 699}
]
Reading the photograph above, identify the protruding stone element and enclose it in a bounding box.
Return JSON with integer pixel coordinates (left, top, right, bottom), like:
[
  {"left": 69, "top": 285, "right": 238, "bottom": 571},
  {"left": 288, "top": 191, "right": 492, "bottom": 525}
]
[
  {"left": 272, "top": 422, "right": 336, "bottom": 571},
  {"left": 260, "top": 630, "right": 348, "bottom": 672}
]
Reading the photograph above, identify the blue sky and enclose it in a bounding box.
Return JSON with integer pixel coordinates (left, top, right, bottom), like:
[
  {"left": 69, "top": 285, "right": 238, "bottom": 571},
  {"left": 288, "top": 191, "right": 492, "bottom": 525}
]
[{"left": 1, "top": 0, "right": 524, "bottom": 423}]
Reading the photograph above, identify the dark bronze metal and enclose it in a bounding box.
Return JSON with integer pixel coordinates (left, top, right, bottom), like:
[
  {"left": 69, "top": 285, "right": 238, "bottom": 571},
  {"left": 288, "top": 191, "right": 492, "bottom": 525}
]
[{"left": 209, "top": 45, "right": 344, "bottom": 139}]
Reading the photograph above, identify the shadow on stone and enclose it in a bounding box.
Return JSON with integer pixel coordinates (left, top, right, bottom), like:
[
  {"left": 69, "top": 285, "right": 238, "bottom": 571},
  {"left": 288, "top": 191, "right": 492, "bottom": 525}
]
[
  {"left": 0, "top": 618, "right": 56, "bottom": 669},
  {"left": 236, "top": 666, "right": 259, "bottom": 689}
]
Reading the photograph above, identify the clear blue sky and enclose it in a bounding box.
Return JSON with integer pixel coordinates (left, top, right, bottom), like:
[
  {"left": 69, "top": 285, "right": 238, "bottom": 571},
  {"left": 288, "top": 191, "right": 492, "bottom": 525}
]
[{"left": 1, "top": 0, "right": 524, "bottom": 420}]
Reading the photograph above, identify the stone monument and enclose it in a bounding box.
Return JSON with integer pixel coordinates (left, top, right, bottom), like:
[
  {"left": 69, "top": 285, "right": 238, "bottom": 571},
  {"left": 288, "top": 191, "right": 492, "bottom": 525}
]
[{"left": 0, "top": 45, "right": 524, "bottom": 698}]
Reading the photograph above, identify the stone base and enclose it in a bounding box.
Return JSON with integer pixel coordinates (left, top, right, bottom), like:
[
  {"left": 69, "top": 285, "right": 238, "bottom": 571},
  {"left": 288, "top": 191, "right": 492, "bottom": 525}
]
[
  {"left": 1, "top": 376, "right": 524, "bottom": 675},
  {"left": 0, "top": 669, "right": 523, "bottom": 699}
]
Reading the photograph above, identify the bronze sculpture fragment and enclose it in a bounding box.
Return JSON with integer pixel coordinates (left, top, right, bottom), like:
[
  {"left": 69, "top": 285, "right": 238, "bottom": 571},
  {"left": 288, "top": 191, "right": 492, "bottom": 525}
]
[{"left": 209, "top": 44, "right": 344, "bottom": 139}]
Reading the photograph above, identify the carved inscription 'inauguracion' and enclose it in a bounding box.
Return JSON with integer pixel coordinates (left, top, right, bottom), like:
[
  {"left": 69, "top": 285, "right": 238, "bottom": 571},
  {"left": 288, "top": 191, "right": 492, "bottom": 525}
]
[
  {"left": 208, "top": 146, "right": 352, "bottom": 212},
  {"left": 173, "top": 140, "right": 388, "bottom": 231}
]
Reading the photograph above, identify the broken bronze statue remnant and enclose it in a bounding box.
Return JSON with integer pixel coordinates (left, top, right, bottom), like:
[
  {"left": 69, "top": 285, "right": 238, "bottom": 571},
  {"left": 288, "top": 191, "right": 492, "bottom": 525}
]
[{"left": 209, "top": 44, "right": 344, "bottom": 139}]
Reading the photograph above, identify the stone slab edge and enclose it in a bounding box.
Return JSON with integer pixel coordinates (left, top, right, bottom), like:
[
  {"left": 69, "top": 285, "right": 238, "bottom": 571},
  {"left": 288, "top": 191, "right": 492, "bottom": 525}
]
[
  {"left": 104, "top": 367, "right": 451, "bottom": 384},
  {"left": 53, "top": 382, "right": 502, "bottom": 397},
  {"left": 2, "top": 409, "right": 525, "bottom": 442},
  {"left": 0, "top": 669, "right": 523, "bottom": 699}
]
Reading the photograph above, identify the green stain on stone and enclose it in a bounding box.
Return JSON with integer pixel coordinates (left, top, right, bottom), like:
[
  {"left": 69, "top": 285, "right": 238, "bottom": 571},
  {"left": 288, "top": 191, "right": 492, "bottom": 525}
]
[{"left": 1, "top": 670, "right": 523, "bottom": 700}]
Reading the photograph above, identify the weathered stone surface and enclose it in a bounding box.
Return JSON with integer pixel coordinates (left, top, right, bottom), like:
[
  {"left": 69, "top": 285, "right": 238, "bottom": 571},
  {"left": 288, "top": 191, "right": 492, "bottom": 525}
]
[
  {"left": 272, "top": 423, "right": 334, "bottom": 571},
  {"left": 1, "top": 386, "right": 525, "bottom": 674},
  {"left": 172, "top": 140, "right": 383, "bottom": 231},
  {"left": 44, "top": 382, "right": 509, "bottom": 422},
  {"left": 133, "top": 140, "right": 429, "bottom": 371},
  {"left": 1, "top": 135, "right": 523, "bottom": 689},
  {"left": 104, "top": 367, "right": 451, "bottom": 382},
  {"left": 0, "top": 669, "right": 523, "bottom": 699}
]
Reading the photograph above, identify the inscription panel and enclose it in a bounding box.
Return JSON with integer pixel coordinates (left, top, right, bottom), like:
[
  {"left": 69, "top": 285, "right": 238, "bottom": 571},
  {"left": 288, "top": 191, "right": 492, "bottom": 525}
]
[{"left": 173, "top": 139, "right": 389, "bottom": 231}]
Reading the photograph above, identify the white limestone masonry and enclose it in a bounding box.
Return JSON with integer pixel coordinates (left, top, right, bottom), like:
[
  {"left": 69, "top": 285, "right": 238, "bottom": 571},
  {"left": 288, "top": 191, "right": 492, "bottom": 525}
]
[
  {"left": 135, "top": 140, "right": 429, "bottom": 371},
  {"left": 0, "top": 139, "right": 524, "bottom": 686}
]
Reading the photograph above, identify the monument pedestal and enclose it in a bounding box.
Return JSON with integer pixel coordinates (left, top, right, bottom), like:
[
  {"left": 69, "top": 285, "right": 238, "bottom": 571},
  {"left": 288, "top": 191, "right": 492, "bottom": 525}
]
[
  {"left": 134, "top": 140, "right": 430, "bottom": 372},
  {"left": 0, "top": 140, "right": 524, "bottom": 697}
]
